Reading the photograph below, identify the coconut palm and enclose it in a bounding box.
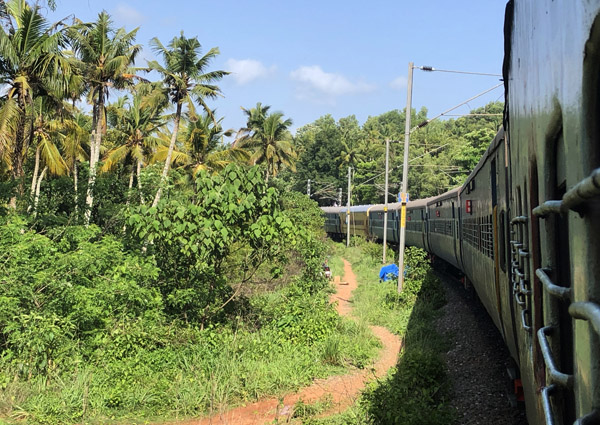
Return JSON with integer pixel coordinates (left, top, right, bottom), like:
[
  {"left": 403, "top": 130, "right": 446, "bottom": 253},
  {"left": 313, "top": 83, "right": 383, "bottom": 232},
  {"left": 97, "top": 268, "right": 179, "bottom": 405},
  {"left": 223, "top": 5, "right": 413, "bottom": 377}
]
[
  {"left": 234, "top": 102, "right": 271, "bottom": 144},
  {"left": 0, "top": 0, "right": 71, "bottom": 206},
  {"left": 156, "top": 109, "right": 249, "bottom": 180},
  {"left": 27, "top": 97, "right": 69, "bottom": 216},
  {"left": 69, "top": 11, "right": 141, "bottom": 224},
  {"left": 237, "top": 109, "right": 297, "bottom": 182},
  {"left": 146, "top": 31, "right": 228, "bottom": 207},
  {"left": 61, "top": 110, "right": 90, "bottom": 220},
  {"left": 102, "top": 92, "right": 166, "bottom": 205}
]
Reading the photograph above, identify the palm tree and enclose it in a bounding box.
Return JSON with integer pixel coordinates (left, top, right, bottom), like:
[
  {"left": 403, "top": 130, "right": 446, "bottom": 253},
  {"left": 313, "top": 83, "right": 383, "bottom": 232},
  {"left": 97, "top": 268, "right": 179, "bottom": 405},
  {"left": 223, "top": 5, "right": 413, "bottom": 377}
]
[
  {"left": 156, "top": 109, "right": 249, "bottom": 179},
  {"left": 102, "top": 92, "right": 166, "bottom": 205},
  {"left": 0, "top": 0, "right": 71, "bottom": 207},
  {"left": 237, "top": 108, "right": 296, "bottom": 182},
  {"left": 234, "top": 102, "right": 270, "bottom": 143},
  {"left": 27, "top": 97, "right": 69, "bottom": 216},
  {"left": 61, "top": 110, "right": 90, "bottom": 221},
  {"left": 69, "top": 11, "right": 141, "bottom": 224},
  {"left": 146, "top": 31, "right": 228, "bottom": 207}
]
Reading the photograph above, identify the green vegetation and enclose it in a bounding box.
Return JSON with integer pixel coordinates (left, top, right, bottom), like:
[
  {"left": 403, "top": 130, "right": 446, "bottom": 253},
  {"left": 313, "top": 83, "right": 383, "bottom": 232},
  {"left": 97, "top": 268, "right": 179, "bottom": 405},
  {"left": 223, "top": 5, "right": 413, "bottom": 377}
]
[
  {"left": 0, "top": 2, "right": 493, "bottom": 424},
  {"left": 300, "top": 241, "right": 455, "bottom": 425},
  {"left": 289, "top": 102, "right": 502, "bottom": 204},
  {"left": 0, "top": 166, "right": 380, "bottom": 424}
]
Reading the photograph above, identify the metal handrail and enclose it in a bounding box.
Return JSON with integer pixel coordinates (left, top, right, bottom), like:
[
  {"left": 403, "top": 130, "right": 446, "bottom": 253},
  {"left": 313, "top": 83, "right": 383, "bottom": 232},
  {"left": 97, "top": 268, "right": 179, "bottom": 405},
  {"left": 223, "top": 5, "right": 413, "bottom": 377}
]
[
  {"left": 537, "top": 268, "right": 571, "bottom": 301},
  {"left": 521, "top": 309, "right": 532, "bottom": 332},
  {"left": 573, "top": 409, "right": 600, "bottom": 425},
  {"left": 562, "top": 167, "right": 600, "bottom": 211},
  {"left": 533, "top": 168, "right": 600, "bottom": 217},
  {"left": 541, "top": 384, "right": 557, "bottom": 425},
  {"left": 511, "top": 215, "right": 528, "bottom": 224},
  {"left": 532, "top": 201, "right": 562, "bottom": 217},
  {"left": 569, "top": 302, "right": 600, "bottom": 336},
  {"left": 538, "top": 326, "right": 574, "bottom": 388}
]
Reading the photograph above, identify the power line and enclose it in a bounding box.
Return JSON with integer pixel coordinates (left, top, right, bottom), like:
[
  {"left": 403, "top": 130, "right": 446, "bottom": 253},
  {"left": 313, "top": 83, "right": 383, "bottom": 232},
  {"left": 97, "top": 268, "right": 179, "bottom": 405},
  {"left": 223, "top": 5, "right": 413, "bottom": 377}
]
[
  {"left": 411, "top": 83, "right": 504, "bottom": 133},
  {"left": 417, "top": 66, "right": 502, "bottom": 78}
]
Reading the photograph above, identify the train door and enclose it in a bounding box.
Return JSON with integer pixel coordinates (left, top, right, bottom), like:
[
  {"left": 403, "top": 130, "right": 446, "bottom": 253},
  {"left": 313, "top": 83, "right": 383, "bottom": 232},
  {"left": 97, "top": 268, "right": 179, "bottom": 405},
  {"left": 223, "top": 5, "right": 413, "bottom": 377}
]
[
  {"left": 534, "top": 127, "right": 576, "bottom": 424},
  {"left": 452, "top": 201, "right": 460, "bottom": 267},
  {"left": 491, "top": 157, "right": 507, "bottom": 342}
]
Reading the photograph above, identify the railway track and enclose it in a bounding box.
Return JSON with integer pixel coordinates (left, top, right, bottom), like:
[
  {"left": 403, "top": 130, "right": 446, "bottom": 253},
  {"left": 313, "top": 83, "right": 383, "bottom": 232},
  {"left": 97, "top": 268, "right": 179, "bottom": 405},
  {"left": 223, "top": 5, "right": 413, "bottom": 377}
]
[{"left": 435, "top": 269, "right": 528, "bottom": 425}]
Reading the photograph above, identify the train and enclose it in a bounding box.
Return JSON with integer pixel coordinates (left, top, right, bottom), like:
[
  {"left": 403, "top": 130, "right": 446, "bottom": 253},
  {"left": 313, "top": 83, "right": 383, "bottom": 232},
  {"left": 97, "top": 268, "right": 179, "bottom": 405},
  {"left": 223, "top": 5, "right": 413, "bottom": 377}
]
[{"left": 322, "top": 2, "right": 600, "bottom": 425}]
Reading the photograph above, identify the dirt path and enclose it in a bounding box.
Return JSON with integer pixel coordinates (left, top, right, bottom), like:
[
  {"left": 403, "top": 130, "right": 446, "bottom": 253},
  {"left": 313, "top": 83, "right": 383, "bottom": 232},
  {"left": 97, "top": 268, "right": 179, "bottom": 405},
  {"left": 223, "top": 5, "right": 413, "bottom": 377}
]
[{"left": 176, "top": 259, "right": 402, "bottom": 425}]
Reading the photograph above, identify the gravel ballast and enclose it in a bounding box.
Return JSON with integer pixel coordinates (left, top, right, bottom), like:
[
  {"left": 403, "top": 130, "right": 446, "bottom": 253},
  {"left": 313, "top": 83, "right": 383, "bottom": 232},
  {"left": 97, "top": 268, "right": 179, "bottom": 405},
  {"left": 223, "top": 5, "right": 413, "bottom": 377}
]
[{"left": 437, "top": 274, "right": 529, "bottom": 425}]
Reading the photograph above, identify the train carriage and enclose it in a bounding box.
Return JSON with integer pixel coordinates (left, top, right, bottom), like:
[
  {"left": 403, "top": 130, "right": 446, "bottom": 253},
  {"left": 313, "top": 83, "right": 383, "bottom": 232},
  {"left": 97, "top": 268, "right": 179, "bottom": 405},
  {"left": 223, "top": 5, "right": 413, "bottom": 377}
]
[
  {"left": 459, "top": 132, "right": 506, "bottom": 343},
  {"left": 405, "top": 198, "right": 430, "bottom": 252},
  {"left": 505, "top": 1, "right": 600, "bottom": 423},
  {"left": 339, "top": 205, "right": 373, "bottom": 240},
  {"left": 369, "top": 202, "right": 400, "bottom": 244},
  {"left": 321, "top": 206, "right": 344, "bottom": 239},
  {"left": 427, "top": 188, "right": 461, "bottom": 269}
]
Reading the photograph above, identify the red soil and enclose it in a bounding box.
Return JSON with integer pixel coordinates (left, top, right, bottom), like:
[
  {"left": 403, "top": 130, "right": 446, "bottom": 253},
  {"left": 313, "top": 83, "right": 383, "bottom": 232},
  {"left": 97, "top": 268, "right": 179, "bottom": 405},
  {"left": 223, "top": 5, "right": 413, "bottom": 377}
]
[{"left": 171, "top": 259, "right": 402, "bottom": 425}]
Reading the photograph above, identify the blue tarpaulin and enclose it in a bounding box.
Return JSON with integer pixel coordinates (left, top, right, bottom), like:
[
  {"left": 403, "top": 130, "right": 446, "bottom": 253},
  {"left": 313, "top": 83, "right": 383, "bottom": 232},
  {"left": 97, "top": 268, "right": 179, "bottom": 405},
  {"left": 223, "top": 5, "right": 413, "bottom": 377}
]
[{"left": 379, "top": 264, "right": 399, "bottom": 282}]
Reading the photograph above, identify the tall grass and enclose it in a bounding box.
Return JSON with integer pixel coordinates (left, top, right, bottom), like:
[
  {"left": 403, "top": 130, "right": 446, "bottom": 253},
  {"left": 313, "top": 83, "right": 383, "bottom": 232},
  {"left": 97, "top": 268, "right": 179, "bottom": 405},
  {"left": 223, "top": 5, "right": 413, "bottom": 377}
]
[{"left": 0, "top": 283, "right": 380, "bottom": 425}]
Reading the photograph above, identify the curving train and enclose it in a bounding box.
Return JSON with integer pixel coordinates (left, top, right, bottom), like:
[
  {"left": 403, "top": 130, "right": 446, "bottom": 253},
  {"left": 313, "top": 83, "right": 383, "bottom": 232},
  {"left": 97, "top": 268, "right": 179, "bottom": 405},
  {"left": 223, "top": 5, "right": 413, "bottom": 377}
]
[{"left": 322, "top": 2, "right": 600, "bottom": 424}]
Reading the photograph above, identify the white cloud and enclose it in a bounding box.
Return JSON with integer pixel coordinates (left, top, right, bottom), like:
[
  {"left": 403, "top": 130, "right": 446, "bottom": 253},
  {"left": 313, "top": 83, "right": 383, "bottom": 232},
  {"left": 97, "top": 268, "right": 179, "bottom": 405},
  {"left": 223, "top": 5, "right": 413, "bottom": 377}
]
[
  {"left": 290, "top": 65, "right": 375, "bottom": 100},
  {"left": 113, "top": 4, "right": 145, "bottom": 27},
  {"left": 390, "top": 76, "right": 408, "bottom": 90},
  {"left": 226, "top": 59, "right": 275, "bottom": 85}
]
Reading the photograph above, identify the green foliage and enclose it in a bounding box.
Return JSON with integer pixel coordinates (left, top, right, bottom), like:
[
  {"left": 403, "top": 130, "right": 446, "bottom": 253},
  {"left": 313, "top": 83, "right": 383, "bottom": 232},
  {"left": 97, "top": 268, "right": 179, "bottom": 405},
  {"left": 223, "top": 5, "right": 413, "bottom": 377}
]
[
  {"left": 290, "top": 102, "right": 503, "bottom": 204},
  {"left": 127, "top": 164, "right": 296, "bottom": 323}
]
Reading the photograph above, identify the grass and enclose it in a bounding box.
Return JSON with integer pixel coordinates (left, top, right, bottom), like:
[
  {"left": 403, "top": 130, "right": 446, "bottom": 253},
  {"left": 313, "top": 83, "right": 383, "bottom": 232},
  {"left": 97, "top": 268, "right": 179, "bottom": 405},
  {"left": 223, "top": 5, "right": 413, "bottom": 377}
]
[{"left": 0, "top": 273, "right": 380, "bottom": 425}]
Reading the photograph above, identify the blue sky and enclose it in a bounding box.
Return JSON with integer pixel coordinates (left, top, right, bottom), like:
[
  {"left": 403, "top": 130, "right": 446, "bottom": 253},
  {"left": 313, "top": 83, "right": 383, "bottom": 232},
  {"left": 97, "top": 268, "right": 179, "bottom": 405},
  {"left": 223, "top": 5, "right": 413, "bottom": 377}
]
[{"left": 47, "top": 0, "right": 507, "bottom": 134}]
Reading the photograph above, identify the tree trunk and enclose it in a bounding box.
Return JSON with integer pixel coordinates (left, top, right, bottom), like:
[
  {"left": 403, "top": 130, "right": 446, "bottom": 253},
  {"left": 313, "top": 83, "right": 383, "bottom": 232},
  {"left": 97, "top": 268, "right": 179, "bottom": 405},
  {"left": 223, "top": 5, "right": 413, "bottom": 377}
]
[
  {"left": 137, "top": 159, "right": 145, "bottom": 205},
  {"left": 9, "top": 91, "right": 27, "bottom": 209},
  {"left": 32, "top": 166, "right": 47, "bottom": 218},
  {"left": 126, "top": 166, "right": 134, "bottom": 205},
  {"left": 152, "top": 101, "right": 182, "bottom": 208},
  {"left": 84, "top": 90, "right": 104, "bottom": 225},
  {"left": 73, "top": 161, "right": 79, "bottom": 221},
  {"left": 28, "top": 145, "right": 41, "bottom": 213}
]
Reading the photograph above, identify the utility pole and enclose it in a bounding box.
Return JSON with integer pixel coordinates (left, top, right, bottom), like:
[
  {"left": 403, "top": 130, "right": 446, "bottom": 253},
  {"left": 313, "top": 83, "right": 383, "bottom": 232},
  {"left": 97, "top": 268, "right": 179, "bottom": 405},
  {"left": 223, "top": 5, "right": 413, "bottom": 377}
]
[
  {"left": 382, "top": 138, "right": 390, "bottom": 264},
  {"left": 338, "top": 188, "right": 342, "bottom": 206},
  {"left": 398, "top": 62, "right": 414, "bottom": 293},
  {"left": 307, "top": 179, "right": 311, "bottom": 197},
  {"left": 346, "top": 166, "right": 351, "bottom": 247}
]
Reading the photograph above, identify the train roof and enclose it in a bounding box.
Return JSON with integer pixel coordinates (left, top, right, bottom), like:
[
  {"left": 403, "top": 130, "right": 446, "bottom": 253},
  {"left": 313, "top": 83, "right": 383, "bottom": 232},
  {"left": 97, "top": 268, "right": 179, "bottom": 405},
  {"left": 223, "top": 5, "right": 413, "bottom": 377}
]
[
  {"left": 321, "top": 206, "right": 345, "bottom": 214},
  {"left": 320, "top": 205, "right": 375, "bottom": 214},
  {"left": 368, "top": 196, "right": 435, "bottom": 212},
  {"left": 461, "top": 127, "right": 504, "bottom": 193},
  {"left": 426, "top": 187, "right": 460, "bottom": 205},
  {"left": 348, "top": 205, "right": 374, "bottom": 213}
]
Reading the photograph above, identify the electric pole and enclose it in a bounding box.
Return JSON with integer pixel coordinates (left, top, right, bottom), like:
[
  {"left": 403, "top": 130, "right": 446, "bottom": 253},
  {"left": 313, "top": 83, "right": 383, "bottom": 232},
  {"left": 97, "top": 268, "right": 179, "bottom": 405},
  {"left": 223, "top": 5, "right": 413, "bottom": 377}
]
[
  {"left": 346, "top": 166, "right": 351, "bottom": 247},
  {"left": 338, "top": 188, "right": 342, "bottom": 206},
  {"left": 398, "top": 62, "right": 414, "bottom": 293},
  {"left": 307, "top": 179, "right": 311, "bottom": 197},
  {"left": 382, "top": 138, "right": 390, "bottom": 264}
]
